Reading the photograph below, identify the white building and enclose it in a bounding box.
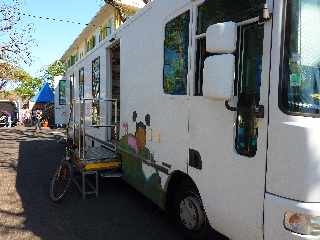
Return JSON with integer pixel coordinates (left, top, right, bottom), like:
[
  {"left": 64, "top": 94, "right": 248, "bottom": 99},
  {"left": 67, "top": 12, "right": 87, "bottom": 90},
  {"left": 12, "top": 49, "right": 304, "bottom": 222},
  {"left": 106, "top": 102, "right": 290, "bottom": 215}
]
[{"left": 55, "top": 1, "right": 144, "bottom": 126}]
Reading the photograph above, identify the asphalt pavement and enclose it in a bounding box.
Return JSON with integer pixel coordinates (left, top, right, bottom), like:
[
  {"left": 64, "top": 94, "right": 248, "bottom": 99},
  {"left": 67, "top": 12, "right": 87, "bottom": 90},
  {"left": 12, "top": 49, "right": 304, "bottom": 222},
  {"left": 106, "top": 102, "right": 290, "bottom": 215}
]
[{"left": 0, "top": 127, "right": 226, "bottom": 240}]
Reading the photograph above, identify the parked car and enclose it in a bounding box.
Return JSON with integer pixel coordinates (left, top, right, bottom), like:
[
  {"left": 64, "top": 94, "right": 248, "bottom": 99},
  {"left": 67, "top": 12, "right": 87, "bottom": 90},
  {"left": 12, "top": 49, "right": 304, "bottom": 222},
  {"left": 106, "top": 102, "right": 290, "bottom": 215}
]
[
  {"left": 0, "top": 101, "right": 18, "bottom": 127},
  {"left": 0, "top": 111, "right": 8, "bottom": 127}
]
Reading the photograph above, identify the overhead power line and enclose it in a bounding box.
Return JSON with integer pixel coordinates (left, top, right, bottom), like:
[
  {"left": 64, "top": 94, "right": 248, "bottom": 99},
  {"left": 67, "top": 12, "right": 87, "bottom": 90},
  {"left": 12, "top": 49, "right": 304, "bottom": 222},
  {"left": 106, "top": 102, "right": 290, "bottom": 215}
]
[{"left": 19, "top": 13, "right": 98, "bottom": 28}]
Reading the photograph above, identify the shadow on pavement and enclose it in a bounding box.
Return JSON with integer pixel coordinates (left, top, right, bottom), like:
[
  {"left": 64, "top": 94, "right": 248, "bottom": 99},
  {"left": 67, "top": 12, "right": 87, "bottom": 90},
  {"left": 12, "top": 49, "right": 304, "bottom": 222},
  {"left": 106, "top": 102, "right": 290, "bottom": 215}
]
[{"left": 0, "top": 128, "right": 227, "bottom": 240}]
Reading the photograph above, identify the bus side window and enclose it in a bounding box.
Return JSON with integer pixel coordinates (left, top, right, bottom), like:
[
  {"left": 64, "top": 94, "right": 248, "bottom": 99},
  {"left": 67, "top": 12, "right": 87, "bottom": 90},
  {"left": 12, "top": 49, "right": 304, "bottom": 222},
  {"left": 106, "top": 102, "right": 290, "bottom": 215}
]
[
  {"left": 163, "top": 11, "right": 190, "bottom": 95},
  {"left": 194, "top": 0, "right": 265, "bottom": 96},
  {"left": 235, "top": 24, "right": 264, "bottom": 157}
]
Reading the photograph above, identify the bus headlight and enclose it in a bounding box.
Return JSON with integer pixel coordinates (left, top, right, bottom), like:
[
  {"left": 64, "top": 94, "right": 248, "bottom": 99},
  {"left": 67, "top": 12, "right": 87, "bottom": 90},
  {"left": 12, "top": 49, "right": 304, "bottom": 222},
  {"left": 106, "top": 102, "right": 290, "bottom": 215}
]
[{"left": 284, "top": 211, "right": 320, "bottom": 236}]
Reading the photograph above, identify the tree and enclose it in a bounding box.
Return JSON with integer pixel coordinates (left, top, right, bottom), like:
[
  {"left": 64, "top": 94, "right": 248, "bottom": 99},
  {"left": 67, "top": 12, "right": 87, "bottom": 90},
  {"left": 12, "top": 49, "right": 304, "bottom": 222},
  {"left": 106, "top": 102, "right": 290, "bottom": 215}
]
[
  {"left": 0, "top": 0, "right": 35, "bottom": 91},
  {"left": 0, "top": 0, "right": 35, "bottom": 64},
  {"left": 0, "top": 62, "right": 31, "bottom": 90},
  {"left": 104, "top": 0, "right": 149, "bottom": 22},
  {"left": 0, "top": 90, "right": 17, "bottom": 100},
  {"left": 0, "top": 65, "right": 43, "bottom": 100},
  {"left": 15, "top": 76, "right": 42, "bottom": 100},
  {"left": 105, "top": 0, "right": 128, "bottom": 22},
  {"left": 0, "top": 63, "right": 40, "bottom": 101},
  {"left": 42, "top": 60, "right": 66, "bottom": 86},
  {"left": 0, "top": 0, "right": 35, "bottom": 65},
  {"left": 0, "top": 62, "right": 15, "bottom": 90}
]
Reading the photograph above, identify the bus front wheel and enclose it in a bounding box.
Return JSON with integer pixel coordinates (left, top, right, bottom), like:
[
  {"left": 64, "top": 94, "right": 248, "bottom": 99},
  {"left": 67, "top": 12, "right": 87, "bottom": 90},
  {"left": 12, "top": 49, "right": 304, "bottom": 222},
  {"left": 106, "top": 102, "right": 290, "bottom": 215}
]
[{"left": 173, "top": 182, "right": 209, "bottom": 240}]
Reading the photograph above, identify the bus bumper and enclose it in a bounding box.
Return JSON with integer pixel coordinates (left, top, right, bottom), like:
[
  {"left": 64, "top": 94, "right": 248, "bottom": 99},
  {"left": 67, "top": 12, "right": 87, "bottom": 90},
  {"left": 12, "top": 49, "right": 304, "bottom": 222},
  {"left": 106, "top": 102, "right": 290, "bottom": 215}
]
[{"left": 265, "top": 193, "right": 320, "bottom": 239}]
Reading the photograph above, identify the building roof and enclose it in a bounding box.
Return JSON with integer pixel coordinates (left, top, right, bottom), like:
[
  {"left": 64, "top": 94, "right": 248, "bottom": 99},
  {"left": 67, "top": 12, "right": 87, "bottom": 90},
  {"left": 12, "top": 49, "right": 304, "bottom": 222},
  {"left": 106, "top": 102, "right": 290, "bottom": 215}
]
[{"left": 61, "top": 1, "right": 145, "bottom": 61}]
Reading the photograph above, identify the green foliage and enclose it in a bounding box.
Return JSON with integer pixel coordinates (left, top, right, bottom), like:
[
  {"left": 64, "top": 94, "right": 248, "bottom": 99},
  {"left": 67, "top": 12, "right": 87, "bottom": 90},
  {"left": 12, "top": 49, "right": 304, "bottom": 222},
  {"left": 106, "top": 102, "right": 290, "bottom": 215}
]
[
  {"left": 15, "top": 77, "right": 43, "bottom": 100},
  {"left": 0, "top": 90, "right": 17, "bottom": 100},
  {"left": 44, "top": 60, "right": 66, "bottom": 84},
  {"left": 0, "top": 62, "right": 43, "bottom": 100},
  {"left": 0, "top": 63, "right": 33, "bottom": 90},
  {"left": 14, "top": 59, "right": 66, "bottom": 101},
  {"left": 13, "top": 68, "right": 32, "bottom": 82}
]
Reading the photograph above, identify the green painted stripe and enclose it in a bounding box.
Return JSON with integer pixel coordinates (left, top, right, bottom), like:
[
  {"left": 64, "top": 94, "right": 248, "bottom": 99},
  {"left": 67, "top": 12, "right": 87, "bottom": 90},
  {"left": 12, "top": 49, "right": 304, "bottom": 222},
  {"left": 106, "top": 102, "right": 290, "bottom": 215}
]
[{"left": 117, "top": 146, "right": 169, "bottom": 175}]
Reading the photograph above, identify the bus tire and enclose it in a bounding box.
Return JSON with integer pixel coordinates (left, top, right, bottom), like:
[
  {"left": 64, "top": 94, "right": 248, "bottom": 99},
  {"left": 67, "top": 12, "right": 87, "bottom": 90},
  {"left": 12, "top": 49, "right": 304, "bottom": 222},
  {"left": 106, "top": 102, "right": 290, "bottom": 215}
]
[{"left": 173, "top": 182, "right": 209, "bottom": 240}]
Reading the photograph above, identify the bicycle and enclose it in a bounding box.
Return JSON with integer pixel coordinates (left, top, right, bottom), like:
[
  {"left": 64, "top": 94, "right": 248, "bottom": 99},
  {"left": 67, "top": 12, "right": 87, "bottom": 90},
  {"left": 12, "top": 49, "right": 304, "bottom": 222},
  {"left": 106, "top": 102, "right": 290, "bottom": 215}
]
[{"left": 49, "top": 138, "right": 74, "bottom": 202}]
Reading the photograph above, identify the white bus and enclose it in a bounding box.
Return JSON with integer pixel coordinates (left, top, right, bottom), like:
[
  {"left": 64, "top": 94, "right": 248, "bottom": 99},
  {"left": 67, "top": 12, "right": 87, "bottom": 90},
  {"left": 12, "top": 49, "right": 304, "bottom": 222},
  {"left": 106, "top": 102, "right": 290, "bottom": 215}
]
[{"left": 65, "top": 0, "right": 320, "bottom": 239}]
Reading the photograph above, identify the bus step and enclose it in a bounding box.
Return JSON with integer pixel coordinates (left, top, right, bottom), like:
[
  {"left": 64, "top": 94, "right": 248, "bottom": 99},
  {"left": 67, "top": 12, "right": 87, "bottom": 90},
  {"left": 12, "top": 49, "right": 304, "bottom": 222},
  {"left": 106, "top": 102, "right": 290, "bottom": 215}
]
[{"left": 100, "top": 170, "right": 123, "bottom": 178}]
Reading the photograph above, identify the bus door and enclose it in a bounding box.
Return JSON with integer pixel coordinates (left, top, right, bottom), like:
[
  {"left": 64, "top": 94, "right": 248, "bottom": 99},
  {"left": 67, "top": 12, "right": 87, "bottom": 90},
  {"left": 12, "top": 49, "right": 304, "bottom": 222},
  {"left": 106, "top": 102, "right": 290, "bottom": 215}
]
[{"left": 188, "top": 7, "right": 272, "bottom": 239}]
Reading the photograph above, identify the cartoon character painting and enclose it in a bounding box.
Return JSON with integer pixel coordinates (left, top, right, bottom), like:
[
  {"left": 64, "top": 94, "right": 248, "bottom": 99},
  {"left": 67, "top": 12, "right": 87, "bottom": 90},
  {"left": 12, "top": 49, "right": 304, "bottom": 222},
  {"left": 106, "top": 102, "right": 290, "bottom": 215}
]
[{"left": 118, "top": 111, "right": 166, "bottom": 207}]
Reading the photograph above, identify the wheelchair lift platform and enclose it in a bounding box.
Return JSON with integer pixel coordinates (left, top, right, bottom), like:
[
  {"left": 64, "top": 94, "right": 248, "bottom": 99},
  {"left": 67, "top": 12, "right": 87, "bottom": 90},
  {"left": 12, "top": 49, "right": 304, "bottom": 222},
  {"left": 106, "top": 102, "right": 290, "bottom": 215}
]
[{"left": 68, "top": 98, "right": 121, "bottom": 199}]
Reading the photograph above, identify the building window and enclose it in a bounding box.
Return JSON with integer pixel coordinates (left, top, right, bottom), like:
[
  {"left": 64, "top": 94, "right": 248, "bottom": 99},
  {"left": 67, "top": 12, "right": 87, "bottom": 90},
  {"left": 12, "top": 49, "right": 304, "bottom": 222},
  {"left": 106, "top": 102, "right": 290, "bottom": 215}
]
[
  {"left": 107, "top": 18, "right": 113, "bottom": 35},
  {"left": 92, "top": 57, "right": 100, "bottom": 125},
  {"left": 163, "top": 11, "right": 190, "bottom": 95},
  {"left": 79, "top": 51, "right": 84, "bottom": 59},
  {"left": 59, "top": 80, "right": 66, "bottom": 105},
  {"left": 86, "top": 35, "right": 96, "bottom": 53},
  {"left": 99, "top": 27, "right": 107, "bottom": 42},
  {"left": 79, "top": 67, "right": 84, "bottom": 99},
  {"left": 67, "top": 54, "right": 77, "bottom": 68},
  {"left": 99, "top": 18, "right": 113, "bottom": 42}
]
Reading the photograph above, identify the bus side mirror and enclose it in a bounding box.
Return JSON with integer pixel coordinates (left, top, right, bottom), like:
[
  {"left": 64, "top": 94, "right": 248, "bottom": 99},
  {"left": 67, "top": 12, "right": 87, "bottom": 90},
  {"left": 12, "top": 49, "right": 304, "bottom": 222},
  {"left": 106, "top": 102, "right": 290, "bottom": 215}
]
[
  {"left": 206, "top": 21, "right": 237, "bottom": 54},
  {"left": 203, "top": 21, "right": 237, "bottom": 100},
  {"left": 203, "top": 54, "right": 235, "bottom": 100}
]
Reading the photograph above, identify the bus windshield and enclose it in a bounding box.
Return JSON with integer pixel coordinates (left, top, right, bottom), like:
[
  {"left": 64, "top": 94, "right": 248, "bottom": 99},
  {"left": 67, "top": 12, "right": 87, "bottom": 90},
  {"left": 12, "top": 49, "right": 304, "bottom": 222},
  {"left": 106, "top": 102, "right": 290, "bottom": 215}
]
[{"left": 281, "top": 0, "right": 320, "bottom": 115}]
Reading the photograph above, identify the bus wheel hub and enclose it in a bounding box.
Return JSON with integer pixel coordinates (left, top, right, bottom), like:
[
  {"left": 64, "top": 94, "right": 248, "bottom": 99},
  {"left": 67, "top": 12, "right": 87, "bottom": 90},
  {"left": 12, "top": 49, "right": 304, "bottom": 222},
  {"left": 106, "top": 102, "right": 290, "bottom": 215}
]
[{"left": 179, "top": 196, "right": 204, "bottom": 230}]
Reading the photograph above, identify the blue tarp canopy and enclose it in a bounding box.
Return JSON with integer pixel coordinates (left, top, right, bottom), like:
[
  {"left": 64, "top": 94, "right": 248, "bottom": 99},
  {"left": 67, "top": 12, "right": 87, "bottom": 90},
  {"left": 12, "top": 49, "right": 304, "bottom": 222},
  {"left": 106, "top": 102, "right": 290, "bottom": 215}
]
[{"left": 31, "top": 82, "right": 54, "bottom": 104}]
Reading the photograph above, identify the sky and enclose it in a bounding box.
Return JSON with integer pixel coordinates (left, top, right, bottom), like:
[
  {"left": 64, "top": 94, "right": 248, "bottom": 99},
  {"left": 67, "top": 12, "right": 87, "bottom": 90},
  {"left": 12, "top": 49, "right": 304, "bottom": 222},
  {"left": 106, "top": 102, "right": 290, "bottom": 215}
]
[{"left": 20, "top": 0, "right": 103, "bottom": 77}]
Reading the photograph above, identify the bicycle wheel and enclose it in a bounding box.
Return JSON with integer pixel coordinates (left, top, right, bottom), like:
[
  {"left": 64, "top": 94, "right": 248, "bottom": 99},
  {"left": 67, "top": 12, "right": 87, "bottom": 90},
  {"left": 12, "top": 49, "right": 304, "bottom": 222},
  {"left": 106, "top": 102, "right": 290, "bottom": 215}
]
[{"left": 49, "top": 160, "right": 72, "bottom": 202}]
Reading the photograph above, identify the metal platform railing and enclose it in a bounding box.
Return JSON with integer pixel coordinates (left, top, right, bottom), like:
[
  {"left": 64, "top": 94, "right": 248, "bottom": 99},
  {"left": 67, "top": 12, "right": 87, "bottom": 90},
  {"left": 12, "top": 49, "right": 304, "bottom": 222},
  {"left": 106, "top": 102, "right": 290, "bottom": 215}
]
[
  {"left": 66, "top": 97, "right": 121, "bottom": 199},
  {"left": 70, "top": 98, "right": 119, "bottom": 163}
]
